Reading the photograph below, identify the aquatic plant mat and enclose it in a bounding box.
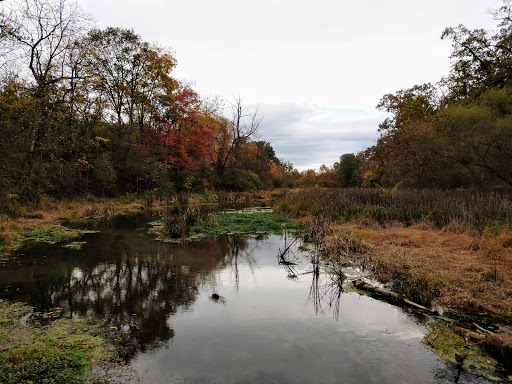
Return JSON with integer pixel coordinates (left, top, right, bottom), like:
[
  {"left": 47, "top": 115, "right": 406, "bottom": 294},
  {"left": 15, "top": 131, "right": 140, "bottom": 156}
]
[
  {"left": 423, "top": 322, "right": 509, "bottom": 381},
  {"left": 194, "top": 212, "right": 300, "bottom": 235},
  {"left": 149, "top": 210, "right": 301, "bottom": 243},
  {"left": 18, "top": 225, "right": 97, "bottom": 245},
  {"left": 0, "top": 300, "right": 115, "bottom": 384}
]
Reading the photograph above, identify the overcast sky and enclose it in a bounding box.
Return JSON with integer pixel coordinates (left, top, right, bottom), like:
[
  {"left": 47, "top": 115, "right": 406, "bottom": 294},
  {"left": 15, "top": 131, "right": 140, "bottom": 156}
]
[{"left": 81, "top": 0, "right": 503, "bottom": 170}]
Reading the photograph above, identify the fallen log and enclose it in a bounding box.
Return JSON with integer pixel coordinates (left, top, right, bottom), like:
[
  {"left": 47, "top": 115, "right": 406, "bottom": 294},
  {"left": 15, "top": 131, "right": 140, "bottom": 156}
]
[
  {"left": 457, "top": 324, "right": 512, "bottom": 358},
  {"left": 455, "top": 326, "right": 487, "bottom": 342},
  {"left": 352, "top": 279, "right": 438, "bottom": 314}
]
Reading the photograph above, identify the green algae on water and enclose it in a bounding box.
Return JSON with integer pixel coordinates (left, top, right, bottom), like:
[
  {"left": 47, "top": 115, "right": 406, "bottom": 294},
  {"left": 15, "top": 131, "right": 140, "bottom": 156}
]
[
  {"left": 423, "top": 322, "right": 502, "bottom": 381},
  {"left": 149, "top": 211, "right": 301, "bottom": 243},
  {"left": 62, "top": 241, "right": 87, "bottom": 250},
  {"left": 0, "top": 300, "right": 115, "bottom": 384},
  {"left": 193, "top": 212, "right": 300, "bottom": 236},
  {"left": 18, "top": 225, "right": 97, "bottom": 245}
]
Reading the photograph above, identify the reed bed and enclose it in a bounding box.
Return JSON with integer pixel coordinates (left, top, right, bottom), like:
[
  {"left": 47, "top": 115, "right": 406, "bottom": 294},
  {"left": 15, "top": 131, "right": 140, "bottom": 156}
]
[{"left": 275, "top": 188, "right": 512, "bottom": 230}]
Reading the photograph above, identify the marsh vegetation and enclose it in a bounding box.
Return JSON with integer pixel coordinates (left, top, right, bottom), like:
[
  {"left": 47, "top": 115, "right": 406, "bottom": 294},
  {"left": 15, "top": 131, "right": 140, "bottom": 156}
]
[{"left": 2, "top": 214, "right": 509, "bottom": 383}]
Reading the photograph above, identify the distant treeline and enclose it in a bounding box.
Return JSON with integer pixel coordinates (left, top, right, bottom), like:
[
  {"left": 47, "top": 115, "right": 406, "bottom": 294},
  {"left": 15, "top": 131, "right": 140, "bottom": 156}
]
[
  {"left": 0, "top": 0, "right": 295, "bottom": 209},
  {"left": 2, "top": 0, "right": 512, "bottom": 213},
  {"left": 299, "top": 1, "right": 512, "bottom": 192}
]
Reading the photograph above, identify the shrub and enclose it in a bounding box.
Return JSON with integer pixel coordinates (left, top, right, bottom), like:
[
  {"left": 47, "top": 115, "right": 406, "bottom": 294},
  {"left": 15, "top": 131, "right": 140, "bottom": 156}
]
[
  {"left": 235, "top": 170, "right": 262, "bottom": 191},
  {"left": 395, "top": 268, "right": 441, "bottom": 307},
  {"left": 272, "top": 178, "right": 283, "bottom": 188}
]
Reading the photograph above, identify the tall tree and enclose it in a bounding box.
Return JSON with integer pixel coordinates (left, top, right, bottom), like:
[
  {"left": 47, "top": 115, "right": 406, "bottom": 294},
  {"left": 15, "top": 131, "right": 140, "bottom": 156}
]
[
  {"left": 86, "top": 27, "right": 177, "bottom": 135},
  {"left": 434, "top": 87, "right": 512, "bottom": 188},
  {"left": 334, "top": 153, "right": 362, "bottom": 187},
  {"left": 0, "top": 0, "right": 89, "bottom": 154},
  {"left": 441, "top": 0, "right": 512, "bottom": 99}
]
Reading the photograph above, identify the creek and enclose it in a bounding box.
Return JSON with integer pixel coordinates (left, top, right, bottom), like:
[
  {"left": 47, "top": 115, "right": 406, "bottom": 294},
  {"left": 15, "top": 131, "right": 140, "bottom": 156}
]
[{"left": 0, "top": 213, "right": 497, "bottom": 383}]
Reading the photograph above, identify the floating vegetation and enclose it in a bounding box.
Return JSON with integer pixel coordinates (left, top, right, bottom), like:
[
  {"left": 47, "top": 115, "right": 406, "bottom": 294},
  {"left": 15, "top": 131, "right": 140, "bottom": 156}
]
[
  {"left": 149, "top": 207, "right": 301, "bottom": 243},
  {"left": 0, "top": 300, "right": 115, "bottom": 384},
  {"left": 18, "top": 225, "right": 97, "bottom": 245},
  {"left": 62, "top": 241, "right": 87, "bottom": 250},
  {"left": 193, "top": 212, "right": 300, "bottom": 236},
  {"left": 423, "top": 322, "right": 504, "bottom": 381}
]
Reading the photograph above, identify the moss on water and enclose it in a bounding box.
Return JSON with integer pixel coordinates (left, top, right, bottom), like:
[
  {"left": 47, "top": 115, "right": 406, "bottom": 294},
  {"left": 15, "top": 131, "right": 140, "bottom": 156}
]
[
  {"left": 62, "top": 241, "right": 87, "bottom": 250},
  {"left": 0, "top": 300, "right": 114, "bottom": 383},
  {"left": 18, "top": 225, "right": 97, "bottom": 245},
  {"left": 193, "top": 212, "right": 300, "bottom": 236},
  {"left": 423, "top": 322, "right": 503, "bottom": 380},
  {"left": 148, "top": 211, "right": 300, "bottom": 243}
]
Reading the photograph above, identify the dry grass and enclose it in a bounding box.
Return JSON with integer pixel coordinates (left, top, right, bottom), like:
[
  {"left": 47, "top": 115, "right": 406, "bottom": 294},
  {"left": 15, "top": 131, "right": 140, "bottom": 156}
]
[
  {"left": 0, "top": 197, "right": 144, "bottom": 251},
  {"left": 481, "top": 332, "right": 512, "bottom": 361},
  {"left": 276, "top": 188, "right": 512, "bottom": 229},
  {"left": 334, "top": 220, "right": 512, "bottom": 321}
]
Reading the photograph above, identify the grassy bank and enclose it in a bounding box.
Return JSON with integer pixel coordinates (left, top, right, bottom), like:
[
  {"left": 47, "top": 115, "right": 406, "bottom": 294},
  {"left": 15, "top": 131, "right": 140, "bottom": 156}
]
[
  {"left": 0, "top": 300, "right": 115, "bottom": 384},
  {"left": 0, "top": 195, "right": 146, "bottom": 255},
  {"left": 276, "top": 188, "right": 512, "bottom": 320},
  {"left": 280, "top": 188, "right": 512, "bottom": 376},
  {"left": 0, "top": 190, "right": 281, "bottom": 253},
  {"left": 316, "top": 221, "right": 512, "bottom": 323}
]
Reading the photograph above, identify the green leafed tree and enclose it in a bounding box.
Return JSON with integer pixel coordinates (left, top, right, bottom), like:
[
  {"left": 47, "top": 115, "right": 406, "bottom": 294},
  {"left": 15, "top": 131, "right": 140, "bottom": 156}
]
[{"left": 334, "top": 153, "right": 362, "bottom": 187}]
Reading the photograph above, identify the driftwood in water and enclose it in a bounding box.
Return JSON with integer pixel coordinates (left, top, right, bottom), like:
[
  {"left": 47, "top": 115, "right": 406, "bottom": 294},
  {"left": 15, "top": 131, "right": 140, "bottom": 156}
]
[
  {"left": 352, "top": 279, "right": 438, "bottom": 314},
  {"left": 277, "top": 236, "right": 298, "bottom": 265}
]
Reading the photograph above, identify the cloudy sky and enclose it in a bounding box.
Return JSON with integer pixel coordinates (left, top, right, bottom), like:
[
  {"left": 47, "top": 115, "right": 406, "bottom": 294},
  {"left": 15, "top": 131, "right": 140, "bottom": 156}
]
[{"left": 81, "top": 0, "right": 502, "bottom": 170}]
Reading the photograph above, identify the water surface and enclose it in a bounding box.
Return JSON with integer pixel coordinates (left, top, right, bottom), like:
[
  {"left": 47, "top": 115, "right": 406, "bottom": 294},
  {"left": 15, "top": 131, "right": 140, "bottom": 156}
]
[{"left": 0, "top": 214, "right": 496, "bottom": 383}]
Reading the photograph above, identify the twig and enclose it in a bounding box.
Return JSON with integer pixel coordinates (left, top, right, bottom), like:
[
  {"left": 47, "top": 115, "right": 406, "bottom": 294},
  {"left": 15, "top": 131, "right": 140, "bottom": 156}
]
[{"left": 472, "top": 323, "right": 494, "bottom": 336}]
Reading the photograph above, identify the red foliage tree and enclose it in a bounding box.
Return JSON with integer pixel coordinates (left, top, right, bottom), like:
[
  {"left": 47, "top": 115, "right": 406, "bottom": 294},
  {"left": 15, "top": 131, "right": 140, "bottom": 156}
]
[{"left": 142, "top": 85, "right": 217, "bottom": 178}]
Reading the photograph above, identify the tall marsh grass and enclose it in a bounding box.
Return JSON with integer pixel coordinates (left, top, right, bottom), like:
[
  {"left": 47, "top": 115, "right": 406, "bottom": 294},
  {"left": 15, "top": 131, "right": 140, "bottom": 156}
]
[
  {"left": 275, "top": 188, "right": 512, "bottom": 230},
  {"left": 162, "top": 195, "right": 215, "bottom": 239}
]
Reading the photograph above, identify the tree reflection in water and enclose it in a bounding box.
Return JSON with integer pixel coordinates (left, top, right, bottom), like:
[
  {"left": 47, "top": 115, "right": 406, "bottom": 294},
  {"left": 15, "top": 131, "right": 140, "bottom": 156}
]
[
  {"left": 307, "top": 263, "right": 344, "bottom": 320},
  {"left": 0, "top": 229, "right": 254, "bottom": 362},
  {"left": 277, "top": 238, "right": 345, "bottom": 320}
]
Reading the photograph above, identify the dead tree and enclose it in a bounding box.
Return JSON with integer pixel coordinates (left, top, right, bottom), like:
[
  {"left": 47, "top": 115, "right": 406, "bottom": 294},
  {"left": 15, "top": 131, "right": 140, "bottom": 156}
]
[{"left": 216, "top": 96, "right": 262, "bottom": 177}]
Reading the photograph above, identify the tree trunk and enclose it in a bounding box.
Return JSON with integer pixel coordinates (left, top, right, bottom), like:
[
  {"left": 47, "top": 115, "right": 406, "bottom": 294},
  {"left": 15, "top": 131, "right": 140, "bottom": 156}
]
[{"left": 352, "top": 279, "right": 438, "bottom": 314}]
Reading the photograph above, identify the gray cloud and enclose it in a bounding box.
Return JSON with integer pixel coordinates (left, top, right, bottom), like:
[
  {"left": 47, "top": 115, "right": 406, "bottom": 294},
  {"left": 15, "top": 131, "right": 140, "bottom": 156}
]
[{"left": 255, "top": 103, "right": 382, "bottom": 170}]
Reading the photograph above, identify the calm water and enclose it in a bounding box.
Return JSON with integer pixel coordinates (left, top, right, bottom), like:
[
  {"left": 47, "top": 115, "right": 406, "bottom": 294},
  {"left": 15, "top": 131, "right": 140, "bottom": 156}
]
[{"left": 0, "top": 214, "right": 497, "bottom": 383}]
